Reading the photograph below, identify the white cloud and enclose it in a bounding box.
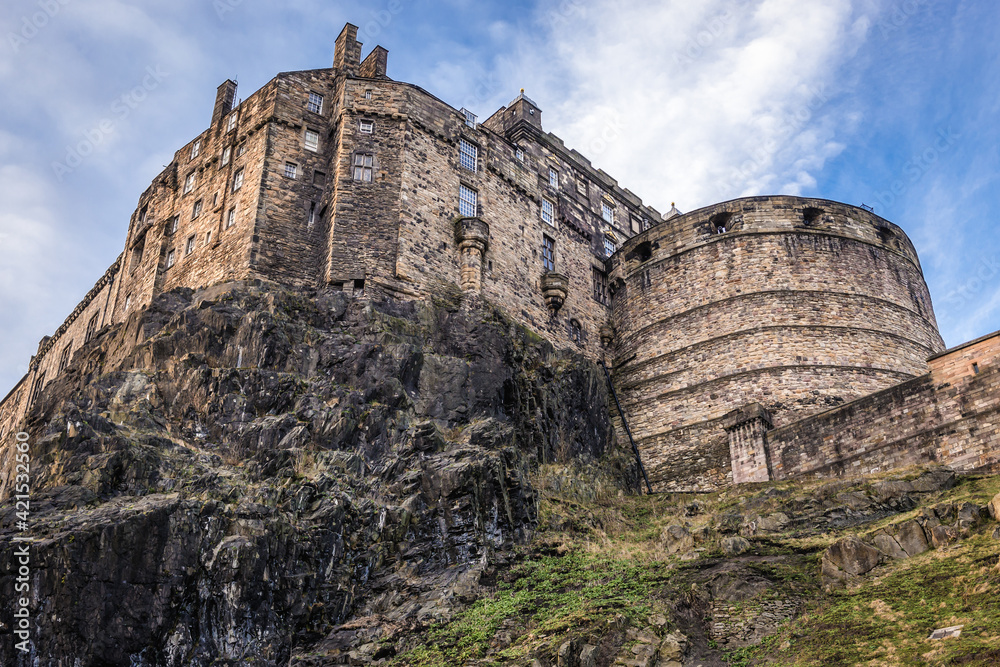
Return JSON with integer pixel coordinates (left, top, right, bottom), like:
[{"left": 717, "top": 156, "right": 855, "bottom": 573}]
[{"left": 498, "top": 0, "right": 878, "bottom": 214}]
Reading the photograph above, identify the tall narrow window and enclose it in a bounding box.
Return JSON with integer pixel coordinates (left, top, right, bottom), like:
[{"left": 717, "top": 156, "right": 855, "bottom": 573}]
[
  {"left": 515, "top": 147, "right": 524, "bottom": 161},
  {"left": 185, "top": 235, "right": 196, "bottom": 255},
  {"left": 205, "top": 231, "right": 212, "bottom": 244},
  {"left": 30, "top": 373, "right": 45, "bottom": 403},
  {"left": 541, "top": 198, "right": 555, "bottom": 226},
  {"left": 58, "top": 343, "right": 72, "bottom": 372},
  {"left": 129, "top": 241, "right": 143, "bottom": 270},
  {"left": 459, "top": 138, "right": 478, "bottom": 172},
  {"left": 359, "top": 119, "right": 374, "bottom": 134},
  {"left": 602, "top": 200, "right": 615, "bottom": 224},
  {"left": 226, "top": 112, "right": 238, "bottom": 133},
  {"left": 593, "top": 268, "right": 609, "bottom": 305},
  {"left": 192, "top": 199, "right": 203, "bottom": 219},
  {"left": 353, "top": 153, "right": 373, "bottom": 181},
  {"left": 226, "top": 208, "right": 236, "bottom": 228},
  {"left": 603, "top": 235, "right": 617, "bottom": 257},
  {"left": 308, "top": 202, "right": 317, "bottom": 227},
  {"left": 232, "top": 168, "right": 244, "bottom": 191},
  {"left": 190, "top": 140, "right": 201, "bottom": 160},
  {"left": 459, "top": 184, "right": 477, "bottom": 218},
  {"left": 124, "top": 294, "right": 132, "bottom": 311},
  {"left": 167, "top": 216, "right": 179, "bottom": 235},
  {"left": 542, "top": 235, "right": 555, "bottom": 271},
  {"left": 307, "top": 92, "right": 324, "bottom": 114},
  {"left": 236, "top": 142, "right": 246, "bottom": 157},
  {"left": 183, "top": 172, "right": 195, "bottom": 194},
  {"left": 85, "top": 313, "right": 99, "bottom": 343},
  {"left": 284, "top": 162, "right": 297, "bottom": 179},
  {"left": 569, "top": 319, "right": 582, "bottom": 343},
  {"left": 221, "top": 145, "right": 231, "bottom": 166},
  {"left": 549, "top": 168, "right": 558, "bottom": 188},
  {"left": 166, "top": 249, "right": 176, "bottom": 268},
  {"left": 304, "top": 129, "right": 320, "bottom": 152},
  {"left": 365, "top": 89, "right": 372, "bottom": 100}
]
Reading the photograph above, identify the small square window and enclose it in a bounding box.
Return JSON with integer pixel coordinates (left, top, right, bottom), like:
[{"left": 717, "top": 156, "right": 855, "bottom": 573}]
[
  {"left": 459, "top": 138, "right": 477, "bottom": 172},
  {"left": 576, "top": 178, "right": 587, "bottom": 196},
  {"left": 190, "top": 140, "right": 201, "bottom": 160},
  {"left": 226, "top": 208, "right": 236, "bottom": 228},
  {"left": 221, "top": 145, "right": 231, "bottom": 166},
  {"left": 459, "top": 184, "right": 477, "bottom": 218},
  {"left": 602, "top": 201, "right": 615, "bottom": 225},
  {"left": 192, "top": 199, "right": 203, "bottom": 219},
  {"left": 226, "top": 112, "right": 237, "bottom": 133},
  {"left": 183, "top": 172, "right": 195, "bottom": 194},
  {"left": 313, "top": 170, "right": 327, "bottom": 185},
  {"left": 307, "top": 92, "right": 324, "bottom": 114},
  {"left": 541, "top": 199, "right": 554, "bottom": 226},
  {"left": 305, "top": 129, "right": 320, "bottom": 152},
  {"left": 166, "top": 249, "right": 176, "bottom": 268},
  {"left": 549, "top": 168, "right": 558, "bottom": 188},
  {"left": 359, "top": 119, "right": 374, "bottom": 134},
  {"left": 185, "top": 235, "right": 196, "bottom": 255},
  {"left": 285, "top": 162, "right": 297, "bottom": 179},
  {"left": 542, "top": 235, "right": 555, "bottom": 272},
  {"left": 232, "top": 168, "right": 244, "bottom": 191},
  {"left": 353, "top": 153, "right": 374, "bottom": 182}
]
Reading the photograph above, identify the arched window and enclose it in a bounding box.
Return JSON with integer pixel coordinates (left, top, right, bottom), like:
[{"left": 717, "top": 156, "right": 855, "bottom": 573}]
[{"left": 569, "top": 319, "right": 583, "bottom": 344}]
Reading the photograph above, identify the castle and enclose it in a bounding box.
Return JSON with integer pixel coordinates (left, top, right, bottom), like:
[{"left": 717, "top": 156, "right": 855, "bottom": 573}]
[{"left": 3, "top": 23, "right": 1000, "bottom": 492}]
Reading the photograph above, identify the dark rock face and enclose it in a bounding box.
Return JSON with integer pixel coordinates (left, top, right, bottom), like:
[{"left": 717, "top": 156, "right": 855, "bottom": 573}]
[{"left": 0, "top": 284, "right": 632, "bottom": 666}]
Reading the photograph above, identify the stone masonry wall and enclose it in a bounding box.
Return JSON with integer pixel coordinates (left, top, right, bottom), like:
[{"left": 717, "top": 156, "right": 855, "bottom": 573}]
[{"left": 767, "top": 331, "right": 1000, "bottom": 478}]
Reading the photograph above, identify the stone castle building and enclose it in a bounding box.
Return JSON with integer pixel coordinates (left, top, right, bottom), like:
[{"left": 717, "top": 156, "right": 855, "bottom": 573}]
[{"left": 3, "top": 24, "right": 1000, "bottom": 492}]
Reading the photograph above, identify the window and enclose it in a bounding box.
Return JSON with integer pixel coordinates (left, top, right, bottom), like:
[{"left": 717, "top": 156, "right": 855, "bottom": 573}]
[
  {"left": 364, "top": 89, "right": 372, "bottom": 100},
  {"left": 549, "top": 168, "right": 558, "bottom": 188},
  {"left": 185, "top": 235, "right": 196, "bottom": 255},
  {"left": 124, "top": 294, "right": 131, "bottom": 311},
  {"left": 236, "top": 142, "right": 246, "bottom": 157},
  {"left": 226, "top": 208, "right": 236, "bottom": 228},
  {"left": 307, "top": 92, "right": 324, "bottom": 114},
  {"left": 359, "top": 119, "right": 374, "bottom": 134},
  {"left": 166, "top": 249, "right": 176, "bottom": 268},
  {"left": 576, "top": 178, "right": 587, "bottom": 196},
  {"left": 602, "top": 200, "right": 615, "bottom": 224},
  {"left": 603, "top": 235, "right": 617, "bottom": 257},
  {"left": 593, "top": 268, "right": 609, "bottom": 305},
  {"left": 190, "top": 140, "right": 201, "bottom": 160},
  {"left": 85, "top": 313, "right": 99, "bottom": 343},
  {"left": 167, "top": 215, "right": 179, "bottom": 235},
  {"left": 515, "top": 147, "right": 524, "bottom": 161},
  {"left": 183, "top": 172, "right": 195, "bottom": 194},
  {"left": 284, "top": 162, "right": 297, "bottom": 179},
  {"left": 232, "top": 168, "right": 244, "bottom": 191},
  {"left": 304, "top": 129, "right": 320, "bottom": 152},
  {"left": 459, "top": 138, "right": 478, "bottom": 172},
  {"left": 313, "top": 170, "right": 326, "bottom": 185},
  {"left": 308, "top": 202, "right": 317, "bottom": 227},
  {"left": 353, "top": 153, "right": 373, "bottom": 181},
  {"left": 642, "top": 218, "right": 651, "bottom": 231},
  {"left": 205, "top": 231, "right": 212, "bottom": 244},
  {"left": 542, "top": 235, "right": 555, "bottom": 271},
  {"left": 461, "top": 108, "right": 477, "bottom": 127},
  {"left": 459, "top": 184, "right": 477, "bottom": 218},
  {"left": 226, "top": 112, "right": 237, "bottom": 133},
  {"left": 129, "top": 240, "right": 143, "bottom": 270},
  {"left": 58, "top": 344, "right": 72, "bottom": 372},
  {"left": 541, "top": 198, "right": 555, "bottom": 226},
  {"left": 192, "top": 199, "right": 203, "bottom": 219},
  {"left": 569, "top": 319, "right": 582, "bottom": 344},
  {"left": 221, "top": 146, "right": 231, "bottom": 166},
  {"left": 30, "top": 373, "right": 45, "bottom": 403},
  {"left": 973, "top": 362, "right": 980, "bottom": 375},
  {"left": 212, "top": 192, "right": 219, "bottom": 207}
]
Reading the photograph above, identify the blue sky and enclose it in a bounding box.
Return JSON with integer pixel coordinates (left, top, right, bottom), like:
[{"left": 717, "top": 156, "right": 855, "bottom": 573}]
[{"left": 1, "top": 0, "right": 998, "bottom": 394}]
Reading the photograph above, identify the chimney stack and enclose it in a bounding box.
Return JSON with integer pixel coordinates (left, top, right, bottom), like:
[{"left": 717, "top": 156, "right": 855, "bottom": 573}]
[
  {"left": 212, "top": 79, "right": 238, "bottom": 127},
  {"left": 334, "top": 23, "right": 363, "bottom": 76}
]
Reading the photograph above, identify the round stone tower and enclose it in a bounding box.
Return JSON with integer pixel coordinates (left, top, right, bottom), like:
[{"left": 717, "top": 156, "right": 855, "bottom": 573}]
[{"left": 606, "top": 196, "right": 946, "bottom": 492}]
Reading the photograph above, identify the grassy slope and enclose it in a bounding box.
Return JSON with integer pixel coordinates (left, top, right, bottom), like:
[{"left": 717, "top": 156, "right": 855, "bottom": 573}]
[{"left": 389, "top": 469, "right": 1000, "bottom": 666}]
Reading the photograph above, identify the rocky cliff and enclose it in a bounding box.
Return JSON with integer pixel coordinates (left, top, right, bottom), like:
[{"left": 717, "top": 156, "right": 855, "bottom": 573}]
[{"left": 0, "top": 282, "right": 634, "bottom": 665}]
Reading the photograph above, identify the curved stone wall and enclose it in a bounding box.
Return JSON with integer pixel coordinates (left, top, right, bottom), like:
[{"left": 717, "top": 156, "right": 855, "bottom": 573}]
[{"left": 607, "top": 196, "right": 946, "bottom": 491}]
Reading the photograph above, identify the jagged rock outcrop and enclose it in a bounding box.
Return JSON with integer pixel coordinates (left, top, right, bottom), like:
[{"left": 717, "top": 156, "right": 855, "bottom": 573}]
[{"left": 0, "top": 283, "right": 634, "bottom": 666}]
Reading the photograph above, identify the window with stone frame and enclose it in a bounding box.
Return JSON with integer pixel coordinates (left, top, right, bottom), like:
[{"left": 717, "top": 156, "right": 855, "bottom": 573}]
[
  {"left": 236, "top": 142, "right": 247, "bottom": 157},
  {"left": 226, "top": 112, "right": 238, "bottom": 133},
  {"left": 84, "top": 313, "right": 99, "bottom": 343},
  {"left": 307, "top": 92, "right": 324, "bottom": 114},
  {"left": 541, "top": 198, "right": 555, "bottom": 226},
  {"left": 226, "top": 207, "right": 236, "bottom": 229},
  {"left": 593, "top": 267, "right": 609, "bottom": 305},
  {"left": 185, "top": 235, "right": 196, "bottom": 255},
  {"left": 192, "top": 199, "right": 203, "bottom": 219},
  {"left": 353, "top": 153, "right": 374, "bottom": 182},
  {"left": 602, "top": 200, "right": 615, "bottom": 225},
  {"left": 58, "top": 343, "right": 72, "bottom": 372},
  {"left": 549, "top": 168, "right": 558, "bottom": 188},
  {"left": 459, "top": 184, "right": 477, "bottom": 218},
  {"left": 359, "top": 119, "right": 374, "bottom": 134},
  {"left": 232, "top": 168, "right": 244, "bottom": 191},
  {"left": 542, "top": 234, "right": 556, "bottom": 272},
  {"left": 459, "top": 138, "right": 478, "bottom": 172},
  {"left": 166, "top": 249, "right": 176, "bottom": 269},
  {"left": 190, "top": 140, "right": 201, "bottom": 160},
  {"left": 129, "top": 234, "right": 145, "bottom": 271},
  {"left": 30, "top": 373, "right": 45, "bottom": 403},
  {"left": 304, "top": 129, "right": 320, "bottom": 152},
  {"left": 183, "top": 172, "right": 195, "bottom": 194},
  {"left": 221, "top": 145, "right": 231, "bottom": 166},
  {"left": 603, "top": 234, "right": 617, "bottom": 258},
  {"left": 284, "top": 162, "right": 297, "bottom": 179},
  {"left": 569, "top": 319, "right": 583, "bottom": 344},
  {"left": 166, "top": 215, "right": 179, "bottom": 235}
]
